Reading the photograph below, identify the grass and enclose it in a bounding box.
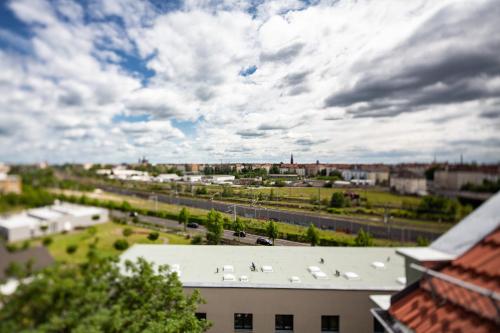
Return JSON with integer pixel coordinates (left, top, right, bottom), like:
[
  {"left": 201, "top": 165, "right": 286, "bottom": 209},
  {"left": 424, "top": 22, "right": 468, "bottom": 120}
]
[{"left": 21, "top": 222, "right": 190, "bottom": 263}]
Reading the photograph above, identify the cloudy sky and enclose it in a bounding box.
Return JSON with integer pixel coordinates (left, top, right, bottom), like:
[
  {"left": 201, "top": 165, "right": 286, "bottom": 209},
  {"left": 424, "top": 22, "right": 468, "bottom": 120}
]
[{"left": 0, "top": 0, "right": 499, "bottom": 164}]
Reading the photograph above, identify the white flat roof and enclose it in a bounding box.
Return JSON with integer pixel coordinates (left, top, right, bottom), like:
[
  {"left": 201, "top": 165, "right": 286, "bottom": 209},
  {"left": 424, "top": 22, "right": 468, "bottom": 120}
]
[
  {"left": 396, "top": 247, "right": 455, "bottom": 262},
  {"left": 27, "top": 207, "right": 64, "bottom": 220},
  {"left": 120, "top": 245, "right": 405, "bottom": 291},
  {"left": 0, "top": 213, "right": 39, "bottom": 229},
  {"left": 51, "top": 203, "right": 104, "bottom": 217}
]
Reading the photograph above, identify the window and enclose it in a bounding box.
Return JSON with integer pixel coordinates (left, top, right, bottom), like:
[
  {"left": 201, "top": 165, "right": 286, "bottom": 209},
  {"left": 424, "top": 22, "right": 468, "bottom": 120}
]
[
  {"left": 195, "top": 313, "right": 206, "bottom": 321},
  {"left": 234, "top": 313, "right": 253, "bottom": 330},
  {"left": 373, "top": 317, "right": 385, "bottom": 333},
  {"left": 321, "top": 315, "right": 339, "bottom": 332},
  {"left": 275, "top": 314, "right": 293, "bottom": 332}
]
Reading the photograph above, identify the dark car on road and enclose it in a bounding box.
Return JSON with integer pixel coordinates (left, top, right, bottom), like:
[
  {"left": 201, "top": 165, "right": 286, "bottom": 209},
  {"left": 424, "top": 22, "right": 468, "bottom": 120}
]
[
  {"left": 233, "top": 231, "right": 246, "bottom": 237},
  {"left": 256, "top": 237, "right": 272, "bottom": 246},
  {"left": 187, "top": 222, "right": 199, "bottom": 228}
]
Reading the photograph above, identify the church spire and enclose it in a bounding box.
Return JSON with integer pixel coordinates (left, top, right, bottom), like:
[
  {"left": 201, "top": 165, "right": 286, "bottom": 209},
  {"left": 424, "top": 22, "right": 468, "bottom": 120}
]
[{"left": 290, "top": 153, "right": 294, "bottom": 164}]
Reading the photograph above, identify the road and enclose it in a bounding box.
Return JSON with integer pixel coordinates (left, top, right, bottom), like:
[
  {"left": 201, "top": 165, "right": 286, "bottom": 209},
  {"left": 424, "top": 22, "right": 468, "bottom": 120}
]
[
  {"left": 112, "top": 210, "right": 305, "bottom": 247},
  {"left": 101, "top": 185, "right": 443, "bottom": 242}
]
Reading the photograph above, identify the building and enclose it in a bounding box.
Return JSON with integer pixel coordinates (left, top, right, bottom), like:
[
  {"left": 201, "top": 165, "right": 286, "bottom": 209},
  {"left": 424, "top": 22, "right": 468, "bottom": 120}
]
[
  {"left": 209, "top": 175, "right": 235, "bottom": 184},
  {"left": 121, "top": 245, "right": 406, "bottom": 333},
  {"left": 371, "top": 192, "right": 500, "bottom": 333},
  {"left": 0, "top": 173, "right": 22, "bottom": 194},
  {"left": 154, "top": 173, "right": 180, "bottom": 182},
  {"left": 434, "top": 165, "right": 500, "bottom": 191},
  {"left": 389, "top": 170, "right": 427, "bottom": 195},
  {"left": 183, "top": 175, "right": 203, "bottom": 183},
  {"left": 0, "top": 202, "right": 108, "bottom": 242}
]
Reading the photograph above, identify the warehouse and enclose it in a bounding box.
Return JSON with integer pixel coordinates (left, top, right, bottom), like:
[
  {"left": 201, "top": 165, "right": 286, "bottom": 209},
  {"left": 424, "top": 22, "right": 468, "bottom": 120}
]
[
  {"left": 121, "top": 245, "right": 405, "bottom": 333},
  {"left": 0, "top": 202, "right": 108, "bottom": 242}
]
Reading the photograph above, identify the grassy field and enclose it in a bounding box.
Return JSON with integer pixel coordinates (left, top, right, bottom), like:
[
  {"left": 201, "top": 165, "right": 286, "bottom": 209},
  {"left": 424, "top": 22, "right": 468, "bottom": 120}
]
[{"left": 20, "top": 222, "right": 190, "bottom": 263}]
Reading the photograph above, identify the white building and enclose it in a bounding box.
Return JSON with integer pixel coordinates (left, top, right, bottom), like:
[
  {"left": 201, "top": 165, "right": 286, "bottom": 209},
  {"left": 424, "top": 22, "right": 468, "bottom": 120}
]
[
  {"left": 183, "top": 175, "right": 203, "bottom": 183},
  {"left": 0, "top": 202, "right": 109, "bottom": 242},
  {"left": 390, "top": 170, "right": 427, "bottom": 195},
  {"left": 154, "top": 174, "right": 180, "bottom": 182},
  {"left": 210, "top": 175, "right": 235, "bottom": 184}
]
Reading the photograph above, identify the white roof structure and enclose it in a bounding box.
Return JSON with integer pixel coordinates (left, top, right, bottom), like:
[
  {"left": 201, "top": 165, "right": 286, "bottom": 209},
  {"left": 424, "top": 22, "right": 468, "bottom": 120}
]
[
  {"left": 120, "top": 245, "right": 405, "bottom": 290},
  {"left": 51, "top": 203, "right": 104, "bottom": 217},
  {"left": 27, "top": 207, "right": 64, "bottom": 220},
  {"left": 0, "top": 213, "right": 39, "bottom": 229}
]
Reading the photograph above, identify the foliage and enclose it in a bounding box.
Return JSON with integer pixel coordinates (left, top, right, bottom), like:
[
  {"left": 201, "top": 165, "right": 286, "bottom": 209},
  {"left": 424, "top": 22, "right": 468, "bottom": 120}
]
[
  {"left": 122, "top": 228, "right": 133, "bottom": 237},
  {"left": 113, "top": 239, "right": 129, "bottom": 251},
  {"left": 206, "top": 209, "right": 223, "bottom": 245},
  {"left": 221, "top": 185, "right": 234, "bottom": 197},
  {"left": 354, "top": 228, "right": 373, "bottom": 247},
  {"left": 147, "top": 232, "right": 160, "bottom": 241},
  {"left": 305, "top": 224, "right": 320, "bottom": 246},
  {"left": 233, "top": 217, "right": 246, "bottom": 234},
  {"left": 330, "top": 192, "right": 346, "bottom": 208},
  {"left": 21, "top": 240, "right": 31, "bottom": 250},
  {"left": 416, "top": 236, "right": 430, "bottom": 247},
  {"left": 0, "top": 256, "right": 210, "bottom": 332},
  {"left": 87, "top": 226, "right": 98, "bottom": 237},
  {"left": 66, "top": 244, "right": 78, "bottom": 254},
  {"left": 179, "top": 207, "right": 190, "bottom": 231},
  {"left": 461, "top": 178, "right": 500, "bottom": 193},
  {"left": 0, "top": 186, "right": 54, "bottom": 213},
  {"left": 266, "top": 220, "right": 279, "bottom": 245},
  {"left": 190, "top": 235, "right": 203, "bottom": 245},
  {"left": 42, "top": 237, "right": 53, "bottom": 247},
  {"left": 417, "top": 195, "right": 466, "bottom": 222},
  {"left": 195, "top": 187, "right": 208, "bottom": 195}
]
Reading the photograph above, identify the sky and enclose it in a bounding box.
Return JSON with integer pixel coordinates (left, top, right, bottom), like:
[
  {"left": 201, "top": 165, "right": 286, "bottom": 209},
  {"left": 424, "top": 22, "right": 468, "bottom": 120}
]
[{"left": 0, "top": 0, "right": 499, "bottom": 164}]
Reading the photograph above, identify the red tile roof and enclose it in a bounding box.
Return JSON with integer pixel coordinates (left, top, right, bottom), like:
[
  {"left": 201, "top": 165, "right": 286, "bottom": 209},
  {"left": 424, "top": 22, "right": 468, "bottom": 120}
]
[{"left": 389, "top": 228, "right": 500, "bottom": 333}]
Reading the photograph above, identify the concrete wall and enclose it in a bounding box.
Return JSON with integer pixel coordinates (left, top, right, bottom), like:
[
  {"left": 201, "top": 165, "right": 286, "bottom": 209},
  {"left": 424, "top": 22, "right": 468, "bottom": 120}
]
[
  {"left": 188, "top": 287, "right": 394, "bottom": 333},
  {"left": 390, "top": 177, "right": 426, "bottom": 195},
  {"left": 434, "top": 171, "right": 499, "bottom": 191}
]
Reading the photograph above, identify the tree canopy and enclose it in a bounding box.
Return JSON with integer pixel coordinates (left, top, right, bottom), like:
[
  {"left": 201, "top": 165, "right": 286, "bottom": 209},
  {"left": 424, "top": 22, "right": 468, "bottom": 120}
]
[
  {"left": 206, "top": 209, "right": 223, "bottom": 245},
  {"left": 179, "top": 207, "right": 190, "bottom": 231},
  {"left": 0, "top": 256, "right": 210, "bottom": 333},
  {"left": 266, "top": 220, "right": 279, "bottom": 245},
  {"left": 305, "top": 223, "right": 320, "bottom": 246}
]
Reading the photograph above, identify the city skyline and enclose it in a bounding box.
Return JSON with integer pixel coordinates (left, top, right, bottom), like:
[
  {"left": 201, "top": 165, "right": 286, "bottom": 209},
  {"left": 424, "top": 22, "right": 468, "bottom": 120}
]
[{"left": 0, "top": 0, "right": 499, "bottom": 164}]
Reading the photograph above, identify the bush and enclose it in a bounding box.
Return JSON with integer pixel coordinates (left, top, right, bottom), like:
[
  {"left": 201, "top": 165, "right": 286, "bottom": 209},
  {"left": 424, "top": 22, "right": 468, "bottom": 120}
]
[
  {"left": 122, "top": 228, "right": 133, "bottom": 237},
  {"left": 147, "top": 232, "right": 159, "bottom": 241},
  {"left": 113, "top": 239, "right": 129, "bottom": 251},
  {"left": 6, "top": 243, "right": 18, "bottom": 252},
  {"left": 330, "top": 192, "right": 346, "bottom": 208},
  {"left": 66, "top": 244, "right": 78, "bottom": 254},
  {"left": 22, "top": 240, "right": 31, "bottom": 250},
  {"left": 190, "top": 235, "right": 203, "bottom": 245},
  {"left": 42, "top": 237, "right": 53, "bottom": 247},
  {"left": 87, "top": 226, "right": 98, "bottom": 237}
]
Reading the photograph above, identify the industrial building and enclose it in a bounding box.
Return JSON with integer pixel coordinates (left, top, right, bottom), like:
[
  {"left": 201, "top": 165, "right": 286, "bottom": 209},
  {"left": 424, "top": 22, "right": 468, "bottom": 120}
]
[
  {"left": 121, "top": 245, "right": 406, "bottom": 332},
  {"left": 0, "top": 202, "right": 108, "bottom": 242}
]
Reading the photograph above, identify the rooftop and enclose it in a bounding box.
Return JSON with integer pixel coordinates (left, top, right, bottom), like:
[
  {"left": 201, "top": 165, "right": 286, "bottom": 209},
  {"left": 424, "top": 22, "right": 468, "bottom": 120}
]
[
  {"left": 120, "top": 245, "right": 405, "bottom": 290},
  {"left": 0, "top": 213, "right": 40, "bottom": 229}
]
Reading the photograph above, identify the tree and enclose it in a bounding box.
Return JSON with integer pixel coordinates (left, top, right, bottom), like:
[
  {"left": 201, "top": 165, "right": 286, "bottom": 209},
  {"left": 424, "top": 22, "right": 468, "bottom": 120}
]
[
  {"left": 266, "top": 220, "right": 279, "bottom": 245},
  {"left": 330, "top": 192, "right": 346, "bottom": 208},
  {"left": 0, "top": 256, "right": 211, "bottom": 332},
  {"left": 233, "top": 217, "right": 246, "bottom": 242},
  {"left": 206, "top": 209, "right": 223, "bottom": 245},
  {"left": 113, "top": 239, "right": 129, "bottom": 251},
  {"left": 354, "top": 228, "right": 373, "bottom": 247},
  {"left": 122, "top": 227, "right": 133, "bottom": 237},
  {"left": 305, "top": 224, "right": 320, "bottom": 246},
  {"left": 269, "top": 189, "right": 275, "bottom": 201},
  {"left": 179, "top": 207, "right": 190, "bottom": 232},
  {"left": 66, "top": 244, "right": 78, "bottom": 254},
  {"left": 148, "top": 232, "right": 159, "bottom": 241}
]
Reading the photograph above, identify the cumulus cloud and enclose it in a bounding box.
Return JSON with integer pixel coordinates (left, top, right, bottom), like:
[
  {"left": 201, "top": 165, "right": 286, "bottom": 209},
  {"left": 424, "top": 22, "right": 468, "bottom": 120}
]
[{"left": 0, "top": 0, "right": 499, "bottom": 163}]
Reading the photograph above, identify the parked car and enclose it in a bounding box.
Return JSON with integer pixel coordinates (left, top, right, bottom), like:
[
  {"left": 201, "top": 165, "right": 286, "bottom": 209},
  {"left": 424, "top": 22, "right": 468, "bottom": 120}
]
[
  {"left": 256, "top": 237, "right": 272, "bottom": 245},
  {"left": 187, "top": 222, "right": 199, "bottom": 228},
  {"left": 233, "top": 231, "right": 246, "bottom": 237},
  {"left": 129, "top": 211, "right": 138, "bottom": 217}
]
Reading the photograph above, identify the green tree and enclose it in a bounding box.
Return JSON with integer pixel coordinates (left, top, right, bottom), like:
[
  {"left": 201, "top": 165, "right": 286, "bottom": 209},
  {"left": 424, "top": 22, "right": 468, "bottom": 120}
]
[
  {"left": 305, "top": 224, "right": 320, "bottom": 246},
  {"left": 269, "top": 189, "right": 275, "bottom": 201},
  {"left": 113, "top": 239, "right": 129, "bottom": 251},
  {"left": 233, "top": 217, "right": 246, "bottom": 242},
  {"left": 66, "top": 244, "right": 78, "bottom": 254},
  {"left": 206, "top": 209, "right": 223, "bottom": 245},
  {"left": 266, "top": 220, "right": 279, "bottom": 245},
  {"left": 148, "top": 232, "right": 159, "bottom": 241},
  {"left": 179, "top": 207, "right": 190, "bottom": 232},
  {"left": 122, "top": 227, "right": 133, "bottom": 237},
  {"left": 0, "top": 256, "right": 211, "bottom": 332},
  {"left": 330, "top": 192, "right": 346, "bottom": 208},
  {"left": 354, "top": 228, "right": 373, "bottom": 247}
]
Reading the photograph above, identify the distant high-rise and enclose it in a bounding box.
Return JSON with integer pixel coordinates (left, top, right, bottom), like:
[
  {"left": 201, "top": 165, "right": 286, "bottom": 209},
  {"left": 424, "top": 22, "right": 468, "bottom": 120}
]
[{"left": 290, "top": 153, "right": 294, "bottom": 164}]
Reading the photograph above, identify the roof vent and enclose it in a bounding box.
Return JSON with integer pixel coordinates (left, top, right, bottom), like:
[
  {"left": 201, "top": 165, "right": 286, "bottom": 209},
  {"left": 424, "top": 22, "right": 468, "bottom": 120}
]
[
  {"left": 308, "top": 266, "right": 321, "bottom": 273},
  {"left": 262, "top": 265, "right": 273, "bottom": 273},
  {"left": 289, "top": 276, "right": 301, "bottom": 283},
  {"left": 223, "top": 265, "right": 234, "bottom": 272},
  {"left": 312, "top": 271, "right": 328, "bottom": 280},
  {"left": 239, "top": 275, "right": 249, "bottom": 282},
  {"left": 371, "top": 261, "right": 385, "bottom": 269},
  {"left": 223, "top": 274, "right": 236, "bottom": 281},
  {"left": 343, "top": 272, "right": 360, "bottom": 280},
  {"left": 396, "top": 277, "right": 407, "bottom": 285}
]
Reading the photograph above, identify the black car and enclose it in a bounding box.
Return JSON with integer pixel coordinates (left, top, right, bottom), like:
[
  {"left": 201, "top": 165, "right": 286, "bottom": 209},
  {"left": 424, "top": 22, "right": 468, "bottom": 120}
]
[
  {"left": 256, "top": 237, "right": 272, "bottom": 246},
  {"left": 187, "top": 222, "right": 199, "bottom": 228},
  {"left": 233, "top": 231, "right": 246, "bottom": 237}
]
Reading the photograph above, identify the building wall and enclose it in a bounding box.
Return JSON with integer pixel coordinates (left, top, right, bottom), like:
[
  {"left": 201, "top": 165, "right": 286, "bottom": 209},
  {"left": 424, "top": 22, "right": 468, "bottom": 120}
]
[
  {"left": 434, "top": 171, "right": 499, "bottom": 191},
  {"left": 390, "top": 177, "right": 427, "bottom": 195},
  {"left": 189, "top": 287, "right": 393, "bottom": 333},
  {"left": 0, "top": 176, "right": 22, "bottom": 194}
]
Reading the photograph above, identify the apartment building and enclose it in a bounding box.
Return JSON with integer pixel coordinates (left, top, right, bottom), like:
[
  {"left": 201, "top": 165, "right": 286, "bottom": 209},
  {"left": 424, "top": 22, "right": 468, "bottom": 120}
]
[{"left": 121, "top": 245, "right": 406, "bottom": 333}]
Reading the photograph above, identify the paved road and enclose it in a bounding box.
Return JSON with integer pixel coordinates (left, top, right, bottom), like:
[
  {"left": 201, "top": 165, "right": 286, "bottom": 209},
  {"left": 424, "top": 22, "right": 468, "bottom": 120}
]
[
  {"left": 102, "top": 185, "right": 443, "bottom": 242},
  {"left": 112, "top": 211, "right": 305, "bottom": 247}
]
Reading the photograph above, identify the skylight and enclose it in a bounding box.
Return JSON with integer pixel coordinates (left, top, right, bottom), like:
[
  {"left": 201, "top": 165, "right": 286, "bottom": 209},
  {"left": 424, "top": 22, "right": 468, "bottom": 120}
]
[
  {"left": 223, "top": 265, "right": 234, "bottom": 272},
  {"left": 372, "top": 261, "right": 385, "bottom": 269},
  {"left": 262, "top": 265, "right": 273, "bottom": 273},
  {"left": 239, "top": 275, "right": 249, "bottom": 282},
  {"left": 343, "top": 272, "right": 360, "bottom": 280},
  {"left": 308, "top": 266, "right": 321, "bottom": 273},
  {"left": 312, "top": 271, "right": 328, "bottom": 279},
  {"left": 289, "top": 276, "right": 301, "bottom": 283},
  {"left": 223, "top": 274, "right": 236, "bottom": 281}
]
